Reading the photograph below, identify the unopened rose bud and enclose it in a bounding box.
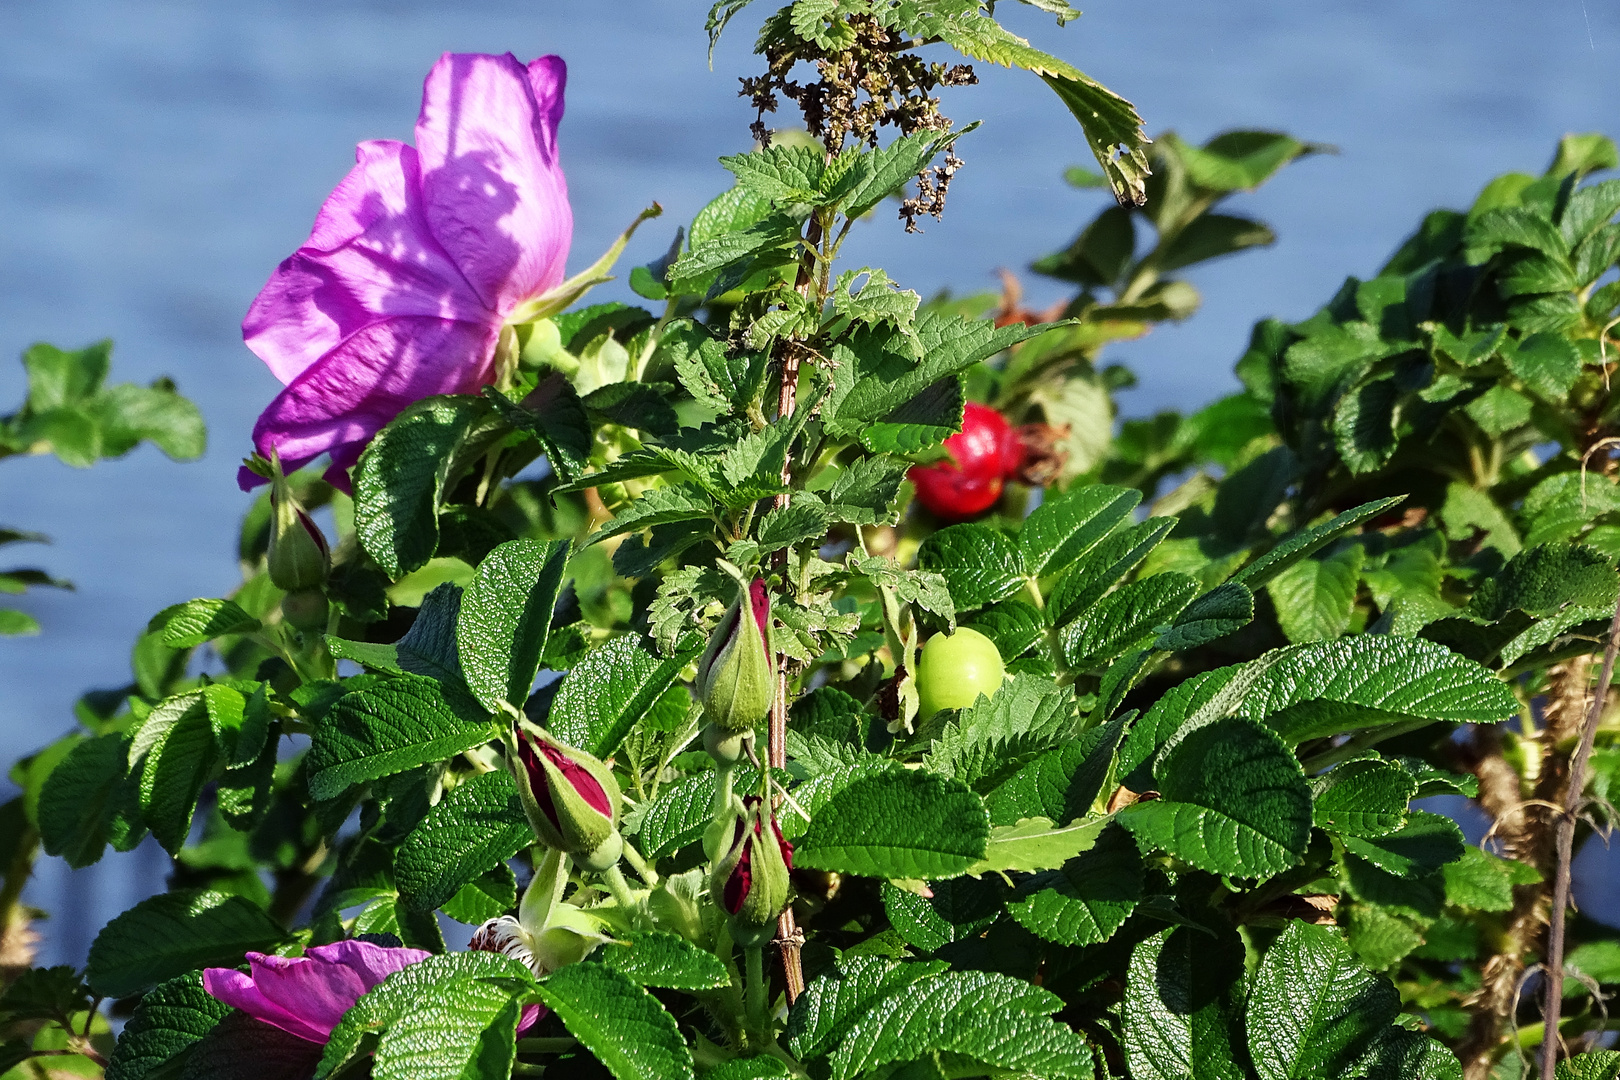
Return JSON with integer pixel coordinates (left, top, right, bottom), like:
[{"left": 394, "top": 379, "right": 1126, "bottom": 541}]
[
  {"left": 695, "top": 579, "right": 776, "bottom": 733},
  {"left": 267, "top": 467, "right": 330, "bottom": 592},
  {"left": 709, "top": 796, "right": 793, "bottom": 948},
  {"left": 510, "top": 722, "right": 623, "bottom": 871}
]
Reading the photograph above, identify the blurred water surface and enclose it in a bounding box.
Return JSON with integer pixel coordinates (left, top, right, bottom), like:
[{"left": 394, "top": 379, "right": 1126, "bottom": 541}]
[{"left": 3, "top": 0, "right": 1619, "bottom": 966}]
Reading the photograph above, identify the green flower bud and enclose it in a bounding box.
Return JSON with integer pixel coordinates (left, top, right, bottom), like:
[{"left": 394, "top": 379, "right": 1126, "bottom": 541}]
[
  {"left": 470, "top": 848, "right": 615, "bottom": 977},
  {"left": 267, "top": 466, "right": 330, "bottom": 591},
  {"left": 709, "top": 796, "right": 793, "bottom": 948},
  {"left": 695, "top": 578, "right": 776, "bottom": 733},
  {"left": 510, "top": 721, "right": 623, "bottom": 870},
  {"left": 280, "top": 588, "right": 329, "bottom": 632}
]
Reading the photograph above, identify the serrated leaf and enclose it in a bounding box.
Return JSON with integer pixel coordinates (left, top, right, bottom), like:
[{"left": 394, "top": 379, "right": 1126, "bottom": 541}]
[
  {"left": 916, "top": 523, "right": 1025, "bottom": 611},
  {"left": 583, "top": 381, "right": 680, "bottom": 438},
  {"left": 1122, "top": 926, "right": 1249, "bottom": 1080},
  {"left": 1156, "top": 582, "right": 1255, "bottom": 651},
  {"left": 667, "top": 211, "right": 800, "bottom": 296},
  {"left": 87, "top": 889, "right": 286, "bottom": 998},
  {"left": 922, "top": 673, "right": 1079, "bottom": 790},
  {"left": 963, "top": 599, "right": 1046, "bottom": 660},
  {"left": 880, "top": 877, "right": 1004, "bottom": 952},
  {"left": 785, "top": 956, "right": 950, "bottom": 1063},
  {"left": 592, "top": 930, "right": 730, "bottom": 990},
  {"left": 756, "top": 498, "right": 831, "bottom": 551},
  {"left": 859, "top": 376, "right": 965, "bottom": 454},
  {"left": 131, "top": 693, "right": 221, "bottom": 854},
  {"left": 1005, "top": 824, "right": 1141, "bottom": 945},
  {"left": 1268, "top": 544, "right": 1366, "bottom": 644},
  {"left": 824, "top": 454, "right": 912, "bottom": 526},
  {"left": 1232, "top": 497, "right": 1402, "bottom": 589},
  {"left": 635, "top": 768, "right": 729, "bottom": 859},
  {"left": 1047, "top": 517, "right": 1177, "bottom": 627},
  {"left": 38, "top": 732, "right": 136, "bottom": 868},
  {"left": 307, "top": 676, "right": 500, "bottom": 801},
  {"left": 1340, "top": 810, "right": 1464, "bottom": 876},
  {"left": 662, "top": 319, "right": 768, "bottom": 417},
  {"left": 395, "top": 770, "right": 533, "bottom": 912},
  {"left": 796, "top": 770, "right": 990, "bottom": 880},
  {"left": 440, "top": 863, "right": 517, "bottom": 925},
  {"left": 537, "top": 962, "right": 694, "bottom": 1080},
  {"left": 838, "top": 128, "right": 971, "bottom": 220},
  {"left": 1558, "top": 1052, "right": 1620, "bottom": 1080},
  {"left": 373, "top": 975, "right": 524, "bottom": 1080},
  {"left": 179, "top": 1011, "right": 324, "bottom": 1080},
  {"left": 1442, "top": 846, "right": 1537, "bottom": 913},
  {"left": 1311, "top": 758, "right": 1416, "bottom": 838},
  {"left": 1021, "top": 483, "right": 1141, "bottom": 578},
  {"left": 355, "top": 396, "right": 487, "bottom": 578},
  {"left": 1061, "top": 572, "right": 1199, "bottom": 670},
  {"left": 456, "top": 538, "right": 570, "bottom": 712},
  {"left": 833, "top": 268, "right": 921, "bottom": 330},
  {"left": 984, "top": 710, "right": 1129, "bottom": 827},
  {"left": 104, "top": 972, "right": 231, "bottom": 1080},
  {"left": 778, "top": 758, "right": 896, "bottom": 843},
  {"left": 583, "top": 485, "right": 716, "bottom": 548},
  {"left": 547, "top": 634, "right": 692, "bottom": 759},
  {"left": 147, "top": 598, "right": 259, "bottom": 648},
  {"left": 1119, "top": 716, "right": 1311, "bottom": 878},
  {"left": 483, "top": 374, "right": 591, "bottom": 485},
  {"left": 971, "top": 814, "right": 1112, "bottom": 875}
]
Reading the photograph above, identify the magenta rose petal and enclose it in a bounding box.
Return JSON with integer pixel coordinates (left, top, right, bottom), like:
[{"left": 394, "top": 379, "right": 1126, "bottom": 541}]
[
  {"left": 246, "top": 951, "right": 370, "bottom": 1039},
  {"left": 243, "top": 140, "right": 488, "bottom": 386},
  {"left": 201, "top": 962, "right": 333, "bottom": 1045},
  {"left": 306, "top": 939, "right": 431, "bottom": 988},
  {"left": 415, "top": 52, "right": 572, "bottom": 313}
]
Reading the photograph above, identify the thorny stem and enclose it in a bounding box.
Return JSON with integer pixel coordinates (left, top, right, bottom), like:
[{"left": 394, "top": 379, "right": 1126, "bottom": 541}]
[{"left": 1539, "top": 595, "right": 1620, "bottom": 1079}]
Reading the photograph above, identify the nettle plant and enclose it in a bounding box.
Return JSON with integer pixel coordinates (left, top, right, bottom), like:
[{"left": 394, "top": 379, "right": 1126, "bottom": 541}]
[{"left": 5, "top": 5, "right": 1620, "bottom": 1080}]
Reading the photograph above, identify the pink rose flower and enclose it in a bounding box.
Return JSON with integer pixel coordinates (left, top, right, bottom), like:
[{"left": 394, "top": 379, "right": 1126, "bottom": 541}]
[
  {"left": 203, "top": 939, "right": 431, "bottom": 1044},
  {"left": 239, "top": 51, "right": 572, "bottom": 492}
]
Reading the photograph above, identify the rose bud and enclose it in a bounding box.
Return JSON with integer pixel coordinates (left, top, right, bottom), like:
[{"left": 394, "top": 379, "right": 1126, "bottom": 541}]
[
  {"left": 510, "top": 720, "right": 624, "bottom": 871},
  {"left": 695, "top": 578, "right": 776, "bottom": 733},
  {"left": 709, "top": 796, "right": 794, "bottom": 948},
  {"left": 471, "top": 847, "right": 612, "bottom": 995},
  {"left": 267, "top": 463, "right": 330, "bottom": 593}
]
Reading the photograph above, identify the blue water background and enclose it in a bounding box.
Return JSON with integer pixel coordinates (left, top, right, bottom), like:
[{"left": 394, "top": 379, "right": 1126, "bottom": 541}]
[{"left": 2, "top": 0, "right": 1618, "bottom": 967}]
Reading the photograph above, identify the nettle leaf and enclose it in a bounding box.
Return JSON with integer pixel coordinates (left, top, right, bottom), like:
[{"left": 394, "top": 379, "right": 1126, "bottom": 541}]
[
  {"left": 923, "top": 673, "right": 1079, "bottom": 790},
  {"left": 916, "top": 523, "right": 1025, "bottom": 611},
  {"left": 971, "top": 814, "right": 1112, "bottom": 875},
  {"left": 1157, "top": 582, "right": 1255, "bottom": 652},
  {"left": 87, "top": 890, "right": 285, "bottom": 998},
  {"left": 395, "top": 770, "right": 532, "bottom": 912},
  {"left": 833, "top": 268, "right": 922, "bottom": 331},
  {"left": 1005, "top": 824, "right": 1142, "bottom": 946},
  {"left": 881, "top": 877, "right": 1004, "bottom": 952},
  {"left": 547, "top": 634, "right": 692, "bottom": 759},
  {"left": 456, "top": 538, "right": 570, "bottom": 713},
  {"left": 786, "top": 956, "right": 950, "bottom": 1064},
  {"left": 39, "top": 731, "right": 137, "bottom": 868},
  {"left": 1311, "top": 758, "right": 1417, "bottom": 838},
  {"left": 483, "top": 375, "right": 591, "bottom": 485},
  {"left": 1267, "top": 543, "right": 1365, "bottom": 644},
  {"left": 984, "top": 709, "right": 1129, "bottom": 827},
  {"left": 824, "top": 967, "right": 1095, "bottom": 1080},
  {"left": 592, "top": 929, "right": 729, "bottom": 991},
  {"left": 318, "top": 953, "right": 535, "bottom": 1080},
  {"left": 307, "top": 676, "right": 500, "bottom": 801},
  {"left": 147, "top": 598, "right": 259, "bottom": 648},
  {"left": 662, "top": 319, "right": 768, "bottom": 417},
  {"left": 1061, "top": 572, "right": 1199, "bottom": 670},
  {"left": 104, "top": 971, "right": 231, "bottom": 1080},
  {"left": 1119, "top": 716, "right": 1311, "bottom": 878},
  {"left": 1442, "top": 846, "right": 1539, "bottom": 912},
  {"left": 537, "top": 962, "right": 694, "bottom": 1080},
  {"left": 1021, "top": 483, "right": 1140, "bottom": 578},
  {"left": 667, "top": 211, "right": 800, "bottom": 297},
  {"left": 355, "top": 395, "right": 487, "bottom": 578},
  {"left": 755, "top": 496, "right": 831, "bottom": 552},
  {"left": 963, "top": 599, "right": 1046, "bottom": 660},
  {"left": 796, "top": 769, "right": 990, "bottom": 880},
  {"left": 1122, "top": 926, "right": 1250, "bottom": 1080},
  {"left": 1340, "top": 810, "right": 1465, "bottom": 876},
  {"left": 1231, "top": 497, "right": 1402, "bottom": 590},
  {"left": 1246, "top": 921, "right": 1459, "bottom": 1080},
  {"left": 849, "top": 552, "right": 956, "bottom": 626},
  {"left": 837, "top": 127, "right": 971, "bottom": 220},
  {"left": 1047, "top": 517, "right": 1176, "bottom": 627},
  {"left": 824, "top": 454, "right": 912, "bottom": 526},
  {"left": 859, "top": 375, "right": 965, "bottom": 454},
  {"left": 583, "top": 485, "right": 716, "bottom": 548},
  {"left": 721, "top": 143, "right": 825, "bottom": 204}
]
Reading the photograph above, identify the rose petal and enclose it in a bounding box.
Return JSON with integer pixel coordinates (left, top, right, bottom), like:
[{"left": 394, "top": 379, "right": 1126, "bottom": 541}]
[
  {"left": 243, "top": 139, "right": 490, "bottom": 385},
  {"left": 202, "top": 963, "right": 332, "bottom": 1044},
  {"left": 414, "top": 52, "right": 572, "bottom": 314},
  {"left": 243, "top": 315, "right": 498, "bottom": 490},
  {"left": 518, "top": 1003, "right": 547, "bottom": 1035},
  {"left": 247, "top": 951, "right": 369, "bottom": 1040},
  {"left": 306, "top": 939, "right": 432, "bottom": 991}
]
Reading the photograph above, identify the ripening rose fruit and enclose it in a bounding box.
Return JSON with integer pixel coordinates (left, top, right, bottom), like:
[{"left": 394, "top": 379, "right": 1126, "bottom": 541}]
[
  {"left": 916, "top": 626, "right": 1005, "bottom": 717},
  {"left": 909, "top": 402, "right": 1019, "bottom": 520}
]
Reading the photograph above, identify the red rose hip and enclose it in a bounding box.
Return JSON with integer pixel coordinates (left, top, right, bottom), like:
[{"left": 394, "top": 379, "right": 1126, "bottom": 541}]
[{"left": 909, "top": 402, "right": 1014, "bottom": 520}]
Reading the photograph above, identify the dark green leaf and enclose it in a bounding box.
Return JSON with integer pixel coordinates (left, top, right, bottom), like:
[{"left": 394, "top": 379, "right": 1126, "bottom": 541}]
[
  {"left": 1020, "top": 483, "right": 1140, "bottom": 578},
  {"left": 396, "top": 770, "right": 533, "bottom": 912},
  {"left": 1232, "top": 498, "right": 1401, "bottom": 589},
  {"left": 592, "top": 930, "right": 730, "bottom": 991},
  {"left": 355, "top": 396, "right": 487, "bottom": 578},
  {"left": 1156, "top": 582, "right": 1255, "bottom": 651},
  {"left": 87, "top": 890, "right": 285, "bottom": 998},
  {"left": 457, "top": 538, "right": 570, "bottom": 713},
  {"left": 308, "top": 676, "right": 500, "bottom": 801},
  {"left": 547, "top": 634, "right": 692, "bottom": 758},
  {"left": 1005, "top": 824, "right": 1142, "bottom": 946},
  {"left": 104, "top": 972, "right": 232, "bottom": 1080},
  {"left": 1122, "top": 926, "right": 1250, "bottom": 1080},
  {"left": 796, "top": 770, "right": 990, "bottom": 880},
  {"left": 537, "top": 962, "right": 694, "bottom": 1080},
  {"left": 916, "top": 523, "right": 1025, "bottom": 611}
]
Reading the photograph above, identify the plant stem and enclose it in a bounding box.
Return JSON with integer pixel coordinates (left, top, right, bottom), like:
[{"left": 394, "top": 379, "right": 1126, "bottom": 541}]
[
  {"left": 622, "top": 840, "right": 659, "bottom": 887},
  {"left": 601, "top": 863, "right": 643, "bottom": 921},
  {"left": 1539, "top": 594, "right": 1620, "bottom": 1079},
  {"left": 745, "top": 944, "right": 769, "bottom": 1044}
]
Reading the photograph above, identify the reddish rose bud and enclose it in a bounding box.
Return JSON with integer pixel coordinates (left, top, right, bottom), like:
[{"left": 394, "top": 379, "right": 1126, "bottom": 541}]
[
  {"left": 709, "top": 796, "right": 793, "bottom": 947},
  {"left": 695, "top": 578, "right": 776, "bottom": 733},
  {"left": 510, "top": 721, "right": 623, "bottom": 871}
]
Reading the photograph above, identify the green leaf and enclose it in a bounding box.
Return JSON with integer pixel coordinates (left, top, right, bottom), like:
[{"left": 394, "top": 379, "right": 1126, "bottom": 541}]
[
  {"left": 667, "top": 211, "right": 800, "bottom": 296},
  {"left": 786, "top": 956, "right": 950, "bottom": 1064},
  {"left": 722, "top": 143, "right": 826, "bottom": 204},
  {"left": 440, "top": 864, "right": 517, "bottom": 925},
  {"left": 0, "top": 607, "right": 40, "bottom": 635},
  {"left": 1311, "top": 758, "right": 1416, "bottom": 837},
  {"left": 838, "top": 128, "right": 971, "bottom": 220},
  {"left": 796, "top": 770, "right": 990, "bottom": 880},
  {"left": 1558, "top": 1051, "right": 1620, "bottom": 1080},
  {"left": 825, "top": 967, "right": 1095, "bottom": 1080},
  {"left": 755, "top": 497, "right": 831, "bottom": 552},
  {"left": 1173, "top": 130, "right": 1327, "bottom": 192},
  {"left": 971, "top": 814, "right": 1112, "bottom": 875},
  {"left": 104, "top": 972, "right": 231, "bottom": 1080},
  {"left": 21, "top": 339, "right": 108, "bottom": 409},
  {"left": 178, "top": 1011, "right": 323, "bottom": 1080},
  {"left": 130, "top": 693, "right": 220, "bottom": 854},
  {"left": 547, "top": 634, "right": 691, "bottom": 759},
  {"left": 1005, "top": 824, "right": 1142, "bottom": 946},
  {"left": 1122, "top": 927, "right": 1250, "bottom": 1080},
  {"left": 1043, "top": 72, "right": 1152, "bottom": 208},
  {"left": 984, "top": 710, "right": 1128, "bottom": 827},
  {"left": 1119, "top": 716, "right": 1311, "bottom": 878},
  {"left": 859, "top": 375, "right": 965, "bottom": 454},
  {"left": 592, "top": 930, "right": 730, "bottom": 990},
  {"left": 663, "top": 319, "right": 769, "bottom": 417},
  {"left": 1159, "top": 213, "right": 1276, "bottom": 272},
  {"left": 1232, "top": 497, "right": 1402, "bottom": 589},
  {"left": 1267, "top": 544, "right": 1365, "bottom": 644},
  {"left": 582, "top": 485, "right": 715, "bottom": 548},
  {"left": 355, "top": 396, "right": 487, "bottom": 577},
  {"left": 1047, "top": 517, "right": 1176, "bottom": 627},
  {"left": 916, "top": 523, "right": 1025, "bottom": 611},
  {"left": 307, "top": 676, "right": 500, "bottom": 801},
  {"left": 373, "top": 976, "right": 524, "bottom": 1080},
  {"left": 456, "top": 538, "right": 570, "bottom": 712},
  {"left": 582, "top": 382, "right": 679, "bottom": 439},
  {"left": 1442, "top": 846, "right": 1538, "bottom": 913},
  {"left": 87, "top": 889, "right": 285, "bottom": 998},
  {"left": 1340, "top": 810, "right": 1464, "bottom": 877},
  {"left": 147, "top": 599, "right": 259, "bottom": 648},
  {"left": 824, "top": 454, "right": 912, "bottom": 526},
  {"left": 1061, "top": 572, "right": 1199, "bottom": 670},
  {"left": 483, "top": 375, "right": 591, "bottom": 485},
  {"left": 1245, "top": 921, "right": 1416, "bottom": 1080},
  {"left": 833, "top": 268, "right": 922, "bottom": 331},
  {"left": 395, "top": 769, "right": 532, "bottom": 912},
  {"left": 1156, "top": 582, "right": 1255, "bottom": 651},
  {"left": 922, "top": 673, "right": 1079, "bottom": 790},
  {"left": 881, "top": 877, "right": 1004, "bottom": 952},
  {"left": 38, "top": 732, "right": 136, "bottom": 868},
  {"left": 536, "top": 962, "right": 694, "bottom": 1080},
  {"left": 963, "top": 599, "right": 1046, "bottom": 661},
  {"left": 1020, "top": 483, "right": 1141, "bottom": 578},
  {"left": 95, "top": 381, "right": 207, "bottom": 461},
  {"left": 1465, "top": 384, "right": 1533, "bottom": 435}
]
